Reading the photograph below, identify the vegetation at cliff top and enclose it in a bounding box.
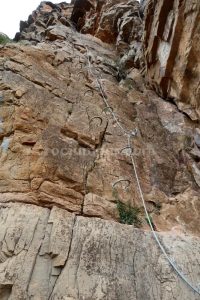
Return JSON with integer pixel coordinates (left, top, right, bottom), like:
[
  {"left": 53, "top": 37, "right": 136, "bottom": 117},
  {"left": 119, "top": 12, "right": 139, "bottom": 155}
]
[{"left": 0, "top": 33, "right": 11, "bottom": 44}]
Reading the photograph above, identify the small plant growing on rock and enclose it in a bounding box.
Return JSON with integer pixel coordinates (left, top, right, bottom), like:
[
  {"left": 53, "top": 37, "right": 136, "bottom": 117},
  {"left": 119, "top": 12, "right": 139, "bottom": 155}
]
[
  {"left": 117, "top": 200, "right": 141, "bottom": 226},
  {"left": 113, "top": 189, "right": 141, "bottom": 226}
]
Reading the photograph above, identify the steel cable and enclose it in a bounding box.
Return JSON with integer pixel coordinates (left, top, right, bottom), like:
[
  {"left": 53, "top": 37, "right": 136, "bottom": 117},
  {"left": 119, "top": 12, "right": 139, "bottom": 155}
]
[{"left": 75, "top": 37, "right": 200, "bottom": 296}]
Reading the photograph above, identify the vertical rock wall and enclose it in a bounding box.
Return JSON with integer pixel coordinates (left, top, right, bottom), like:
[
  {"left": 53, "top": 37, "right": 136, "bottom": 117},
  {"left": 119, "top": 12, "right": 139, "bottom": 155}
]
[
  {"left": 144, "top": 0, "right": 200, "bottom": 120},
  {"left": 0, "top": 1, "right": 200, "bottom": 298}
]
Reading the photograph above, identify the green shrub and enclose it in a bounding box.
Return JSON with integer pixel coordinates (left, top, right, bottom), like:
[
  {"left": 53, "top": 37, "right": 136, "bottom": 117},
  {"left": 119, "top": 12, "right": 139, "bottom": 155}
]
[
  {"left": 113, "top": 189, "right": 141, "bottom": 226},
  {"left": 117, "top": 200, "right": 141, "bottom": 226},
  {"left": 0, "top": 33, "right": 11, "bottom": 45}
]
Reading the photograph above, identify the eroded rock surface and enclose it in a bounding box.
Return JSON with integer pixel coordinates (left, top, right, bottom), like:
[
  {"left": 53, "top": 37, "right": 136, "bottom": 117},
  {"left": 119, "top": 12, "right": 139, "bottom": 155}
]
[
  {"left": 144, "top": 0, "right": 200, "bottom": 120},
  {"left": 15, "top": 0, "right": 144, "bottom": 71},
  {"left": 14, "top": 1, "right": 74, "bottom": 43},
  {"left": 0, "top": 202, "right": 200, "bottom": 300},
  {"left": 0, "top": 1, "right": 200, "bottom": 298},
  {"left": 71, "top": 0, "right": 144, "bottom": 70},
  {"left": 1, "top": 22, "right": 200, "bottom": 235}
]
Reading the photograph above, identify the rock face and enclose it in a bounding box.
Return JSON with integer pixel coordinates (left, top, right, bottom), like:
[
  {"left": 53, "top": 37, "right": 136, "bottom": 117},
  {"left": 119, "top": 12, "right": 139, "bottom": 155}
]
[
  {"left": 144, "top": 0, "right": 200, "bottom": 120},
  {"left": 0, "top": 0, "right": 200, "bottom": 299},
  {"left": 1, "top": 3, "right": 200, "bottom": 235},
  {"left": 71, "top": 0, "right": 144, "bottom": 69},
  {"left": 1, "top": 26, "right": 200, "bottom": 235},
  {"left": 15, "top": 0, "right": 144, "bottom": 70},
  {"left": 71, "top": 0, "right": 142, "bottom": 43},
  {"left": 0, "top": 202, "right": 200, "bottom": 300},
  {"left": 14, "top": 1, "right": 74, "bottom": 42}
]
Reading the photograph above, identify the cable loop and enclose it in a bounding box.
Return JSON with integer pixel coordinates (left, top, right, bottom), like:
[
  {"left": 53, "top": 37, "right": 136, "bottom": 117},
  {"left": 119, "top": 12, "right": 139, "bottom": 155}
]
[
  {"left": 130, "top": 128, "right": 138, "bottom": 137},
  {"left": 102, "top": 106, "right": 114, "bottom": 114}
]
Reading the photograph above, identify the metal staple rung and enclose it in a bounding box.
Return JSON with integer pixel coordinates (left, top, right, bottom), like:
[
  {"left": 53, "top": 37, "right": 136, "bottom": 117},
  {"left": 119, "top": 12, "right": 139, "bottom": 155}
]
[
  {"left": 112, "top": 178, "right": 131, "bottom": 190},
  {"left": 120, "top": 146, "right": 133, "bottom": 154},
  {"left": 89, "top": 116, "right": 103, "bottom": 127}
]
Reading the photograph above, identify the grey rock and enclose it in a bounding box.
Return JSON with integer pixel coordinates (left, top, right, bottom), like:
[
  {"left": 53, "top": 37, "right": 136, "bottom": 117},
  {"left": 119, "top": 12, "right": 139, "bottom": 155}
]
[
  {"left": 194, "top": 128, "right": 200, "bottom": 148},
  {"left": 192, "top": 163, "right": 200, "bottom": 187},
  {"left": 46, "top": 25, "right": 70, "bottom": 40},
  {"left": 0, "top": 203, "right": 199, "bottom": 300}
]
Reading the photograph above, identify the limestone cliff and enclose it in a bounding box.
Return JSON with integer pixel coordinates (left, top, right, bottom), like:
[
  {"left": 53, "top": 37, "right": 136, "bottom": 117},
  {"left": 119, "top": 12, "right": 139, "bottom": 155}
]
[
  {"left": 144, "top": 0, "right": 200, "bottom": 120},
  {"left": 0, "top": 0, "right": 200, "bottom": 299},
  {"left": 0, "top": 203, "right": 200, "bottom": 299}
]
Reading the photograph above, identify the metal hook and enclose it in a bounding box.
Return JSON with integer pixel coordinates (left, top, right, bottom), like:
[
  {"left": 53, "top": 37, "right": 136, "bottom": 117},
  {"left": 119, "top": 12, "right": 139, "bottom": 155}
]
[
  {"left": 89, "top": 116, "right": 103, "bottom": 128},
  {"left": 120, "top": 146, "right": 133, "bottom": 155},
  {"left": 77, "top": 71, "right": 85, "bottom": 79},
  {"left": 84, "top": 89, "right": 94, "bottom": 97},
  {"left": 112, "top": 178, "right": 131, "bottom": 191}
]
